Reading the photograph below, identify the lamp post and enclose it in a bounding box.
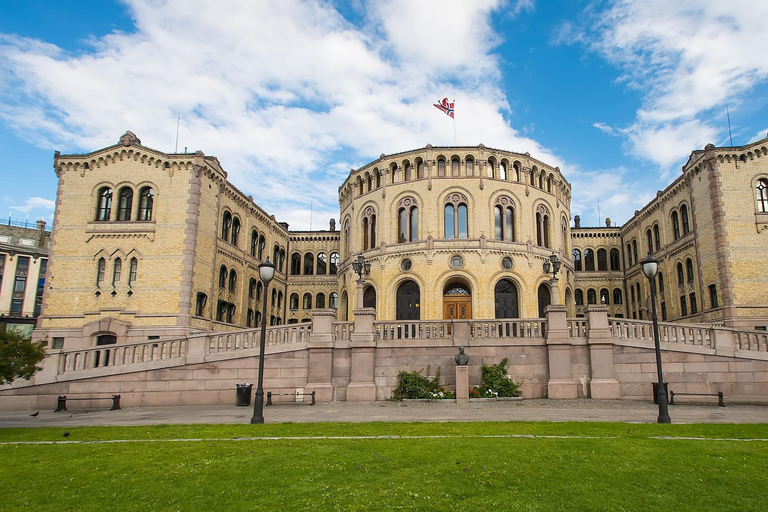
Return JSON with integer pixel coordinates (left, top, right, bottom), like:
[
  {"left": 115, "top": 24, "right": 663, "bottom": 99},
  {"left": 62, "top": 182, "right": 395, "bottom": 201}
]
[
  {"left": 351, "top": 254, "right": 371, "bottom": 308},
  {"left": 250, "top": 257, "right": 275, "bottom": 424},
  {"left": 542, "top": 253, "right": 561, "bottom": 305},
  {"left": 640, "top": 254, "right": 672, "bottom": 424}
]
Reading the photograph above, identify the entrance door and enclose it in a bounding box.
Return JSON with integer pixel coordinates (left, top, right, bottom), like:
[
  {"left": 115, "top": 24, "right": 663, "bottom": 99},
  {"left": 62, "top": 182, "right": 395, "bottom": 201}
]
[
  {"left": 396, "top": 280, "right": 420, "bottom": 320},
  {"left": 443, "top": 284, "right": 472, "bottom": 320}
]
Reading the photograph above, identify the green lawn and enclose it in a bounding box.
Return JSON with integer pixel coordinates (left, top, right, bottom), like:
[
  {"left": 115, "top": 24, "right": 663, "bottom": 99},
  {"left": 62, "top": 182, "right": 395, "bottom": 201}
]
[{"left": 1, "top": 422, "right": 766, "bottom": 511}]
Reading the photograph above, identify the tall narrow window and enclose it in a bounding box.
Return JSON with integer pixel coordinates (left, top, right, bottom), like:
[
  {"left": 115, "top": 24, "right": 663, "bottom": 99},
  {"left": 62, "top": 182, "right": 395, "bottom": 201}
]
[
  {"left": 330, "top": 252, "right": 339, "bottom": 275},
  {"left": 613, "top": 288, "right": 623, "bottom": 304},
  {"left": 112, "top": 258, "right": 122, "bottom": 286},
  {"left": 96, "top": 258, "right": 106, "bottom": 287},
  {"left": 250, "top": 230, "right": 258, "bottom": 257},
  {"left": 632, "top": 239, "right": 638, "bottom": 263},
  {"left": 646, "top": 229, "right": 653, "bottom": 255},
  {"left": 610, "top": 249, "right": 620, "bottom": 271},
  {"left": 680, "top": 296, "right": 688, "bottom": 316},
  {"left": 494, "top": 206, "right": 502, "bottom": 240},
  {"left": 572, "top": 249, "right": 582, "bottom": 271},
  {"left": 117, "top": 187, "right": 133, "bottom": 221},
  {"left": 500, "top": 162, "right": 508, "bottom": 180},
  {"left": 677, "top": 263, "right": 684, "bottom": 286},
  {"left": 536, "top": 205, "right": 550, "bottom": 248},
  {"left": 451, "top": 158, "right": 460, "bottom": 177},
  {"left": 317, "top": 252, "right": 327, "bottom": 275},
  {"left": 658, "top": 272, "right": 664, "bottom": 293},
  {"left": 575, "top": 289, "right": 584, "bottom": 305},
  {"left": 584, "top": 249, "right": 595, "bottom": 271},
  {"left": 249, "top": 278, "right": 257, "bottom": 299},
  {"left": 138, "top": 187, "right": 154, "bottom": 221},
  {"left": 304, "top": 253, "right": 314, "bottom": 275},
  {"left": 290, "top": 253, "right": 301, "bottom": 275},
  {"left": 681, "top": 205, "right": 690, "bottom": 235},
  {"left": 96, "top": 187, "right": 113, "bottom": 221},
  {"left": 587, "top": 289, "right": 597, "bottom": 305},
  {"left": 437, "top": 158, "right": 446, "bottom": 177},
  {"left": 221, "top": 211, "right": 232, "bottom": 241},
  {"left": 258, "top": 235, "right": 265, "bottom": 259},
  {"left": 303, "top": 293, "right": 312, "bottom": 309},
  {"left": 397, "top": 198, "right": 418, "bottom": 243},
  {"left": 653, "top": 224, "right": 661, "bottom": 251},
  {"left": 195, "top": 293, "right": 207, "bottom": 316},
  {"left": 757, "top": 179, "right": 768, "bottom": 212},
  {"left": 219, "top": 265, "right": 227, "bottom": 288},
  {"left": 444, "top": 204, "right": 454, "bottom": 239},
  {"left": 627, "top": 243, "right": 633, "bottom": 266},
  {"left": 689, "top": 293, "right": 698, "bottom": 314},
  {"left": 466, "top": 159, "right": 474, "bottom": 176},
  {"left": 316, "top": 293, "right": 326, "bottom": 308},
  {"left": 672, "top": 211, "right": 680, "bottom": 240},
  {"left": 709, "top": 284, "right": 718, "bottom": 308},
  {"left": 600, "top": 288, "right": 609, "bottom": 305},
  {"left": 362, "top": 208, "right": 377, "bottom": 250},
  {"left": 597, "top": 249, "right": 607, "bottom": 271},
  {"left": 231, "top": 217, "right": 240, "bottom": 246},
  {"left": 129, "top": 258, "right": 137, "bottom": 286},
  {"left": 686, "top": 258, "right": 694, "bottom": 282},
  {"left": 228, "top": 269, "right": 237, "bottom": 292},
  {"left": 289, "top": 293, "right": 299, "bottom": 310}
]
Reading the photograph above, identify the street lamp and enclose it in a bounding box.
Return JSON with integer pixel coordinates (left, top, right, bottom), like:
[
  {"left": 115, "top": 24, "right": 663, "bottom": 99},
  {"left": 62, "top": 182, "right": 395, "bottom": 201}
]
[
  {"left": 250, "top": 257, "right": 275, "bottom": 424},
  {"left": 351, "top": 254, "right": 371, "bottom": 309},
  {"left": 640, "top": 253, "right": 672, "bottom": 424},
  {"left": 543, "top": 253, "right": 561, "bottom": 306}
]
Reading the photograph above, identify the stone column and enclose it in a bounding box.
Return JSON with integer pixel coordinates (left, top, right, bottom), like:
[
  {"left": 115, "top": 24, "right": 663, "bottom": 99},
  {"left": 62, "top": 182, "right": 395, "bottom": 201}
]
[
  {"left": 347, "top": 306, "right": 377, "bottom": 401},
  {"left": 305, "top": 309, "right": 337, "bottom": 402},
  {"left": 545, "top": 303, "right": 577, "bottom": 398},
  {"left": 585, "top": 305, "right": 620, "bottom": 399}
]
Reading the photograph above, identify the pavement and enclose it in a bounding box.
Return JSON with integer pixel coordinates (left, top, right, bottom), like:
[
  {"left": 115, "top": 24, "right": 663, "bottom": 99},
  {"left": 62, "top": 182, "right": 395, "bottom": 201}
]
[{"left": 1, "top": 399, "right": 768, "bottom": 428}]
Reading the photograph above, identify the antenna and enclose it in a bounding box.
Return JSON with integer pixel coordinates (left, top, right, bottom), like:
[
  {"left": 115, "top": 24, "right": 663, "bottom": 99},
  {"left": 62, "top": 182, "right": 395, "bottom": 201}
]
[
  {"left": 726, "top": 106, "right": 733, "bottom": 146},
  {"left": 174, "top": 112, "right": 181, "bottom": 153}
]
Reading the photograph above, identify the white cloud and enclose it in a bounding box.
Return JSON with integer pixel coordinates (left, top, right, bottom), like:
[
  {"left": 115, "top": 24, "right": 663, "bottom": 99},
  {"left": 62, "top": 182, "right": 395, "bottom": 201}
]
[
  {"left": 576, "top": 0, "right": 768, "bottom": 169},
  {"left": 567, "top": 166, "right": 653, "bottom": 227},
  {"left": 10, "top": 196, "right": 55, "bottom": 213}
]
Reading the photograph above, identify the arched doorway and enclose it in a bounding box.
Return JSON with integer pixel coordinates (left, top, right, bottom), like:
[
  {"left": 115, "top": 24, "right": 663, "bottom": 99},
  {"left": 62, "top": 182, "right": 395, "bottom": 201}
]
[
  {"left": 537, "top": 283, "right": 551, "bottom": 318},
  {"left": 363, "top": 285, "right": 376, "bottom": 309},
  {"left": 494, "top": 279, "right": 519, "bottom": 319},
  {"left": 396, "top": 280, "right": 420, "bottom": 320},
  {"left": 443, "top": 281, "right": 472, "bottom": 320}
]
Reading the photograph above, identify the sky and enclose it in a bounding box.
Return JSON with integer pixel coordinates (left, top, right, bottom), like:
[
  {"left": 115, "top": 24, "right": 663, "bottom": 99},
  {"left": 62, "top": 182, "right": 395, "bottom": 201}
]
[{"left": 1, "top": 0, "right": 767, "bottom": 231}]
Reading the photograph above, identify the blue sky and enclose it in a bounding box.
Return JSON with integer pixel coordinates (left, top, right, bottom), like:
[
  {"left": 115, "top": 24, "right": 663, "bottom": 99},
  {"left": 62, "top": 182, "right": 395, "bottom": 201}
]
[{"left": 1, "top": 0, "right": 767, "bottom": 230}]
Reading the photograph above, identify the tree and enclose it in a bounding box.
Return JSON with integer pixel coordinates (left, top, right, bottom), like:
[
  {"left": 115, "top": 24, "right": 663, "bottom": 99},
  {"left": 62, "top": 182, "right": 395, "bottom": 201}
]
[{"left": 0, "top": 329, "right": 47, "bottom": 385}]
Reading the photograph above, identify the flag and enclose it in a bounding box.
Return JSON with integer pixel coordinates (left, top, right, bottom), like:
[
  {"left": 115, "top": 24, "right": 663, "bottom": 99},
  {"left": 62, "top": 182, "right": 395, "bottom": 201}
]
[{"left": 433, "top": 97, "right": 454, "bottom": 118}]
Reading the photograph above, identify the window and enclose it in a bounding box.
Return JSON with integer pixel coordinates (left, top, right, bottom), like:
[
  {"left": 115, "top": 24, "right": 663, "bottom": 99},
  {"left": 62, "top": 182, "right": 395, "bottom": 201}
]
[
  {"left": 397, "top": 199, "right": 419, "bottom": 243},
  {"left": 494, "top": 199, "right": 515, "bottom": 242},
  {"left": 96, "top": 187, "right": 113, "bottom": 221},
  {"left": 610, "top": 249, "right": 620, "bottom": 271},
  {"left": 681, "top": 205, "right": 690, "bottom": 235},
  {"left": 757, "top": 179, "right": 768, "bottom": 212},
  {"left": 586, "top": 288, "right": 596, "bottom": 305},
  {"left": 249, "top": 278, "right": 257, "bottom": 300},
  {"left": 138, "top": 187, "right": 154, "bottom": 221},
  {"left": 501, "top": 162, "right": 509, "bottom": 181},
  {"left": 231, "top": 217, "right": 240, "bottom": 246},
  {"left": 466, "top": 159, "right": 474, "bottom": 176},
  {"left": 646, "top": 229, "right": 653, "bottom": 255},
  {"left": 316, "top": 293, "right": 325, "bottom": 308},
  {"left": 437, "top": 158, "right": 446, "bottom": 177},
  {"left": 250, "top": 230, "right": 258, "bottom": 257},
  {"left": 97, "top": 257, "right": 106, "bottom": 287},
  {"left": 613, "top": 288, "right": 623, "bottom": 304},
  {"left": 444, "top": 194, "right": 469, "bottom": 239},
  {"left": 112, "top": 258, "right": 122, "bottom": 286},
  {"left": 672, "top": 211, "right": 680, "bottom": 240},
  {"left": 329, "top": 292, "right": 339, "bottom": 309},
  {"left": 289, "top": 293, "right": 299, "bottom": 310},
  {"left": 277, "top": 290, "right": 283, "bottom": 308},
  {"left": 417, "top": 163, "right": 425, "bottom": 179},
  {"left": 247, "top": 309, "right": 254, "bottom": 327},
  {"left": 227, "top": 303, "right": 236, "bottom": 323},
  {"left": 690, "top": 293, "right": 698, "bottom": 314},
  {"left": 709, "top": 284, "right": 718, "bottom": 308},
  {"left": 257, "top": 281, "right": 263, "bottom": 298},
  {"left": 129, "top": 258, "right": 137, "bottom": 286},
  {"left": 290, "top": 253, "right": 301, "bottom": 275},
  {"left": 626, "top": 243, "right": 633, "bottom": 267},
  {"left": 600, "top": 288, "right": 609, "bottom": 305},
  {"left": 303, "top": 293, "right": 312, "bottom": 309},
  {"left": 574, "top": 289, "right": 584, "bottom": 305},
  {"left": 686, "top": 258, "right": 694, "bottom": 282},
  {"left": 584, "top": 249, "right": 595, "bottom": 271},
  {"left": 329, "top": 252, "right": 339, "bottom": 275},
  {"left": 451, "top": 158, "right": 460, "bottom": 177},
  {"left": 661, "top": 302, "right": 667, "bottom": 321},
  {"left": 658, "top": 272, "right": 664, "bottom": 293},
  {"left": 217, "top": 300, "right": 227, "bottom": 321},
  {"left": 219, "top": 265, "right": 227, "bottom": 288},
  {"left": 221, "top": 211, "right": 232, "bottom": 241},
  {"left": 632, "top": 239, "right": 638, "bottom": 264},
  {"left": 258, "top": 235, "right": 265, "bottom": 259},
  {"left": 304, "top": 253, "right": 314, "bottom": 275},
  {"left": 597, "top": 249, "right": 607, "bottom": 271},
  {"left": 271, "top": 288, "right": 277, "bottom": 307},
  {"left": 10, "top": 298, "right": 23, "bottom": 314},
  {"left": 680, "top": 296, "right": 688, "bottom": 316},
  {"left": 317, "top": 252, "right": 327, "bottom": 274},
  {"left": 535, "top": 205, "right": 550, "bottom": 248},
  {"left": 362, "top": 208, "right": 377, "bottom": 250},
  {"left": 228, "top": 269, "right": 237, "bottom": 292},
  {"left": 572, "top": 249, "right": 582, "bottom": 271},
  {"left": 653, "top": 225, "right": 661, "bottom": 252},
  {"left": 195, "top": 293, "right": 207, "bottom": 316},
  {"left": 117, "top": 187, "right": 133, "bottom": 221},
  {"left": 677, "top": 263, "right": 684, "bottom": 286}
]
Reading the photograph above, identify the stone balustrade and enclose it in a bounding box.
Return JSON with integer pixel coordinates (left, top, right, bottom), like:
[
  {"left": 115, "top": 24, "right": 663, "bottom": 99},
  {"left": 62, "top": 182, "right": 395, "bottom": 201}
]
[
  {"left": 469, "top": 319, "right": 546, "bottom": 339},
  {"left": 374, "top": 320, "right": 453, "bottom": 341},
  {"left": 608, "top": 319, "right": 713, "bottom": 348},
  {"left": 58, "top": 338, "right": 187, "bottom": 375},
  {"left": 333, "top": 322, "right": 354, "bottom": 341}
]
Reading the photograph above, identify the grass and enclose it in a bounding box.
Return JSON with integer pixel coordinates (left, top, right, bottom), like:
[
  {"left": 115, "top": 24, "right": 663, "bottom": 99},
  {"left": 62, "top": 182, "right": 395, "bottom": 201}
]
[{"left": 1, "top": 422, "right": 767, "bottom": 511}]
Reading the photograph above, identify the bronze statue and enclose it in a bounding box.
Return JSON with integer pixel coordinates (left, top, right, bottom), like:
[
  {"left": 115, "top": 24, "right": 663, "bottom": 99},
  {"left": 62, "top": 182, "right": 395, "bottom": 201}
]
[{"left": 454, "top": 346, "right": 469, "bottom": 366}]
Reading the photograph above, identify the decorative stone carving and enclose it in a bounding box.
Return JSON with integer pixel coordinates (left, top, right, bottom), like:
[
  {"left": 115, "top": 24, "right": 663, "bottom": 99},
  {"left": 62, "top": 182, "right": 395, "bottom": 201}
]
[{"left": 119, "top": 131, "right": 141, "bottom": 146}]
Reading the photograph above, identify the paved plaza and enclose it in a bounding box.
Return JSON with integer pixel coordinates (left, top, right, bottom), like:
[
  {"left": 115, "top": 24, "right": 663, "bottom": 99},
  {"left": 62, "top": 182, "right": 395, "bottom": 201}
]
[{"left": 2, "top": 399, "right": 767, "bottom": 428}]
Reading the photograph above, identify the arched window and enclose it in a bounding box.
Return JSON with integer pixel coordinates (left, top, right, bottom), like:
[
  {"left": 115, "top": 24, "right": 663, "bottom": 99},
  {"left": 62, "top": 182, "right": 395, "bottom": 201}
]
[
  {"left": 330, "top": 252, "right": 339, "bottom": 275},
  {"left": 317, "top": 252, "right": 327, "bottom": 275},
  {"left": 500, "top": 162, "right": 508, "bottom": 181},
  {"left": 290, "top": 253, "right": 301, "bottom": 275},
  {"left": 537, "top": 284, "right": 551, "bottom": 318},
  {"left": 257, "top": 281, "right": 263, "bottom": 298},
  {"left": 535, "top": 205, "right": 550, "bottom": 248},
  {"left": 218, "top": 265, "right": 227, "bottom": 288},
  {"left": 646, "top": 229, "right": 653, "bottom": 255},
  {"left": 653, "top": 224, "right": 661, "bottom": 252},
  {"left": 112, "top": 258, "right": 122, "bottom": 286},
  {"left": 597, "top": 249, "right": 607, "bottom": 271},
  {"left": 289, "top": 293, "right": 299, "bottom": 310},
  {"left": 465, "top": 158, "right": 474, "bottom": 177},
  {"left": 677, "top": 262, "right": 684, "bottom": 286},
  {"left": 250, "top": 230, "right": 258, "bottom": 257},
  {"left": 444, "top": 193, "right": 469, "bottom": 239},
  {"left": 757, "top": 179, "right": 768, "bottom": 212},
  {"left": 681, "top": 204, "right": 690, "bottom": 235},
  {"left": 271, "top": 288, "right": 277, "bottom": 307},
  {"left": 451, "top": 158, "right": 460, "bottom": 177},
  {"left": 538, "top": 172, "right": 544, "bottom": 190},
  {"left": 437, "top": 158, "right": 446, "bottom": 177},
  {"left": 685, "top": 258, "right": 694, "bottom": 282},
  {"left": 316, "top": 293, "right": 325, "bottom": 309},
  {"left": 658, "top": 272, "right": 664, "bottom": 293},
  {"left": 530, "top": 168, "right": 537, "bottom": 186},
  {"left": 366, "top": 172, "right": 373, "bottom": 191},
  {"left": 221, "top": 211, "right": 232, "bottom": 241},
  {"left": 547, "top": 175, "right": 553, "bottom": 193},
  {"left": 613, "top": 288, "right": 623, "bottom": 305},
  {"left": 363, "top": 286, "right": 376, "bottom": 309},
  {"left": 397, "top": 198, "right": 418, "bottom": 243},
  {"left": 416, "top": 162, "right": 425, "bottom": 179},
  {"left": 610, "top": 249, "right": 620, "bottom": 271},
  {"left": 303, "top": 293, "right": 312, "bottom": 309},
  {"left": 227, "top": 303, "right": 236, "bottom": 323},
  {"left": 304, "top": 253, "right": 314, "bottom": 275},
  {"left": 117, "top": 187, "right": 133, "bottom": 221},
  {"left": 129, "top": 257, "right": 137, "bottom": 286},
  {"left": 362, "top": 207, "right": 377, "bottom": 250},
  {"left": 487, "top": 159, "right": 496, "bottom": 178},
  {"left": 195, "top": 292, "right": 207, "bottom": 316},
  {"left": 672, "top": 211, "right": 680, "bottom": 240},
  {"left": 329, "top": 292, "right": 339, "bottom": 309},
  {"left": 96, "top": 187, "right": 113, "bottom": 221},
  {"left": 249, "top": 278, "right": 257, "bottom": 300},
  {"left": 228, "top": 269, "right": 237, "bottom": 292},
  {"left": 96, "top": 257, "right": 106, "bottom": 287},
  {"left": 574, "top": 289, "right": 584, "bottom": 305},
  {"left": 632, "top": 239, "right": 638, "bottom": 263},
  {"left": 587, "top": 289, "right": 597, "bottom": 305},
  {"left": 396, "top": 280, "right": 420, "bottom": 320},
  {"left": 375, "top": 170, "right": 381, "bottom": 188},
  {"left": 135, "top": 186, "right": 154, "bottom": 221},
  {"left": 600, "top": 288, "right": 610, "bottom": 305},
  {"left": 494, "top": 279, "right": 519, "bottom": 319},
  {"left": 279, "top": 248, "right": 285, "bottom": 273},
  {"left": 273, "top": 245, "right": 280, "bottom": 267},
  {"left": 494, "top": 197, "right": 515, "bottom": 241},
  {"left": 584, "top": 249, "right": 595, "bottom": 271},
  {"left": 231, "top": 217, "right": 240, "bottom": 246},
  {"left": 258, "top": 235, "right": 265, "bottom": 260},
  {"left": 572, "top": 249, "right": 582, "bottom": 271},
  {"left": 343, "top": 219, "right": 350, "bottom": 259},
  {"left": 626, "top": 243, "right": 633, "bottom": 267},
  {"left": 277, "top": 290, "right": 283, "bottom": 308}
]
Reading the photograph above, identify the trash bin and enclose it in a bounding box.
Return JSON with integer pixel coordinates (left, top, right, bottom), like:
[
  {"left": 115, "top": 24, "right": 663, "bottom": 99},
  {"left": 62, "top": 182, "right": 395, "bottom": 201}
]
[
  {"left": 236, "top": 383, "right": 253, "bottom": 406},
  {"left": 652, "top": 382, "right": 668, "bottom": 404}
]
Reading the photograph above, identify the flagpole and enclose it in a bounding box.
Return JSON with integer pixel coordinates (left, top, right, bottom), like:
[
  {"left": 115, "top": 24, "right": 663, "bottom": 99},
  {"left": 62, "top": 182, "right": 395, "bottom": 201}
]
[{"left": 453, "top": 99, "right": 456, "bottom": 145}]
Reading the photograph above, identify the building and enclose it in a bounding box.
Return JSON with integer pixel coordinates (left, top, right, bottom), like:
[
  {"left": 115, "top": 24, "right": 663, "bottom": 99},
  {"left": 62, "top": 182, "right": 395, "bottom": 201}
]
[
  {"left": 0, "top": 220, "right": 50, "bottom": 336},
  {"left": 1, "top": 131, "right": 766, "bottom": 409}
]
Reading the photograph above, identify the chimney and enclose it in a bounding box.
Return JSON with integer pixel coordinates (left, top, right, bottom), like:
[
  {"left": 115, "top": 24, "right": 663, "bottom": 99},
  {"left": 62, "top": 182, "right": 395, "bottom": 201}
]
[
  {"left": 605, "top": 218, "right": 611, "bottom": 227},
  {"left": 574, "top": 215, "right": 581, "bottom": 228}
]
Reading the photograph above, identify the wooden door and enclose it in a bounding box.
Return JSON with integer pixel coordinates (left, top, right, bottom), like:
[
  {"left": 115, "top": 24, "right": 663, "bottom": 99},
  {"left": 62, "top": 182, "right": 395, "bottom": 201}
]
[{"left": 443, "top": 296, "right": 472, "bottom": 320}]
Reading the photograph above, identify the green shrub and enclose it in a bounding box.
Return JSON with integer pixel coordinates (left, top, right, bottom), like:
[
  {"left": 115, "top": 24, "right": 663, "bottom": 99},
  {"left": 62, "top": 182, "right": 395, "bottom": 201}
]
[
  {"left": 475, "top": 358, "right": 521, "bottom": 398},
  {"left": 393, "top": 366, "right": 454, "bottom": 399}
]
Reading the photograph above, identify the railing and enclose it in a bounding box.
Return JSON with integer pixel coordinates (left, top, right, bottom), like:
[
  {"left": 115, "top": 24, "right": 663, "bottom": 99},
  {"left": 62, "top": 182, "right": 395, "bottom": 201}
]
[
  {"left": 333, "top": 322, "right": 354, "bottom": 341},
  {"left": 58, "top": 339, "right": 187, "bottom": 374},
  {"left": 608, "top": 319, "right": 713, "bottom": 348},
  {"left": 470, "top": 319, "right": 546, "bottom": 339},
  {"left": 208, "top": 324, "right": 312, "bottom": 353},
  {"left": 567, "top": 319, "right": 588, "bottom": 337},
  {"left": 734, "top": 330, "right": 768, "bottom": 352},
  {"left": 375, "top": 321, "right": 453, "bottom": 341}
]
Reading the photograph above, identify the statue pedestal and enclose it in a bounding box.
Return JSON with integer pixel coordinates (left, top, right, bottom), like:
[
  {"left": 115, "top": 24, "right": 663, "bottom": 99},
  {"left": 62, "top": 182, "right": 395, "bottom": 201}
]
[{"left": 455, "top": 366, "right": 469, "bottom": 403}]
